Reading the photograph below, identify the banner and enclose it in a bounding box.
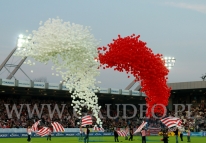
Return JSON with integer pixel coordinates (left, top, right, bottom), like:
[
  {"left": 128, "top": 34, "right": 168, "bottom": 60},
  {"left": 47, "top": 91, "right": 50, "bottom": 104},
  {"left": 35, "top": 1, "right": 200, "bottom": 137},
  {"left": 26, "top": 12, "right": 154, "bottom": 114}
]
[
  {"left": 183, "top": 132, "right": 203, "bottom": 137},
  {"left": 132, "top": 90, "right": 140, "bottom": 96},
  {"left": 0, "top": 132, "right": 107, "bottom": 138},
  {"left": 1, "top": 79, "right": 15, "bottom": 86},
  {"left": 0, "top": 132, "right": 204, "bottom": 138},
  {"left": 18, "top": 80, "right": 31, "bottom": 87},
  {"left": 111, "top": 88, "right": 121, "bottom": 94},
  {"left": 48, "top": 83, "right": 60, "bottom": 89},
  {"left": 0, "top": 134, "right": 9, "bottom": 138},
  {"left": 99, "top": 88, "right": 110, "bottom": 94},
  {"left": 103, "top": 132, "right": 114, "bottom": 136},
  {"left": 121, "top": 90, "right": 131, "bottom": 95},
  {"left": 33, "top": 82, "right": 45, "bottom": 88}
]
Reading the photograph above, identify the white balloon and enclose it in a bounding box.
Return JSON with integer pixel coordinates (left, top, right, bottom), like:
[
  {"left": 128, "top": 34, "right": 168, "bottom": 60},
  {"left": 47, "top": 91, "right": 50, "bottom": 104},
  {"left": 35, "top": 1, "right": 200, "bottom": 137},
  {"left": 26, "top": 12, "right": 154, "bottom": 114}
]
[{"left": 14, "top": 18, "right": 102, "bottom": 122}]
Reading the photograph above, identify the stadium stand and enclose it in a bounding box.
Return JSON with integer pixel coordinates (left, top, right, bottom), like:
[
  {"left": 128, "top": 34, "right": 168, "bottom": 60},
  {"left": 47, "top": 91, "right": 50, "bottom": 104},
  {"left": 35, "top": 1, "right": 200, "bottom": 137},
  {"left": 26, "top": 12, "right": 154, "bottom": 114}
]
[{"left": 0, "top": 79, "right": 206, "bottom": 132}]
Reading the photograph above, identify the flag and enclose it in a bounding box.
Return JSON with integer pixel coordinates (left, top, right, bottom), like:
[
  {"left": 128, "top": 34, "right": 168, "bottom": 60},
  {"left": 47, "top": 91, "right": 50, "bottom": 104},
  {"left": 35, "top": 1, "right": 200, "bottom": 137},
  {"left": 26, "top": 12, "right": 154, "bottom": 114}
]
[
  {"left": 168, "top": 127, "right": 177, "bottom": 132},
  {"left": 161, "top": 117, "right": 182, "bottom": 128},
  {"left": 51, "top": 122, "right": 65, "bottom": 132},
  {"left": 93, "top": 126, "right": 104, "bottom": 132},
  {"left": 31, "top": 120, "right": 40, "bottom": 132},
  {"left": 133, "top": 121, "right": 147, "bottom": 134},
  {"left": 148, "top": 127, "right": 161, "bottom": 134},
  {"left": 125, "top": 127, "right": 129, "bottom": 134},
  {"left": 177, "top": 120, "right": 183, "bottom": 127},
  {"left": 117, "top": 130, "right": 127, "bottom": 137},
  {"left": 81, "top": 115, "right": 92, "bottom": 127},
  {"left": 36, "top": 127, "right": 49, "bottom": 137}
]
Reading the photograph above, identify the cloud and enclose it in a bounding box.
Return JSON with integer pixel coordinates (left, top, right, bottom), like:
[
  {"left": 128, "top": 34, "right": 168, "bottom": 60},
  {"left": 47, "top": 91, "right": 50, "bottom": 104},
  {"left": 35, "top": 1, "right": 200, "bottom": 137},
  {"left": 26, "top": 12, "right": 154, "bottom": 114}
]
[{"left": 166, "top": 2, "right": 206, "bottom": 14}]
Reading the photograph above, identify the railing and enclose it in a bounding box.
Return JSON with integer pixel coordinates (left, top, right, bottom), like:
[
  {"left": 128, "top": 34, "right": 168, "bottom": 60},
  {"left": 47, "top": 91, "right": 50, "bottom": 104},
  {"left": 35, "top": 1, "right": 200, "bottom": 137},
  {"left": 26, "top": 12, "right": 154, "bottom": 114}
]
[{"left": 0, "top": 78, "right": 145, "bottom": 96}]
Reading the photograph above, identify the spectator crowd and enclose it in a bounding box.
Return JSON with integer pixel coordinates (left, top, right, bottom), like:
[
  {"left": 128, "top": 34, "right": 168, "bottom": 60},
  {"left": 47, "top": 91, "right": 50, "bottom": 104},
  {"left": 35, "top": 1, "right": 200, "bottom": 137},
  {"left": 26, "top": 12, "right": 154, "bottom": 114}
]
[{"left": 0, "top": 96, "right": 206, "bottom": 131}]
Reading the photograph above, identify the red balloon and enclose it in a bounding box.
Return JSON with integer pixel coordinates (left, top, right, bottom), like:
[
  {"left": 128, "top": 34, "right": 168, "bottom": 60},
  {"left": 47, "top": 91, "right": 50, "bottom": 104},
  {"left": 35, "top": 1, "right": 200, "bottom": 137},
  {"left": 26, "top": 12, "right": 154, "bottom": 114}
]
[{"left": 98, "top": 34, "right": 170, "bottom": 117}]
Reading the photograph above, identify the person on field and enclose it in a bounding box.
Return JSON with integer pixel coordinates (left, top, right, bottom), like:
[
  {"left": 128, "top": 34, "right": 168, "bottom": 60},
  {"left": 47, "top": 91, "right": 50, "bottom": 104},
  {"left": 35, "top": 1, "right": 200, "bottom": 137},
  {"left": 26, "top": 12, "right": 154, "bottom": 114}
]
[
  {"left": 163, "top": 129, "right": 169, "bottom": 143},
  {"left": 187, "top": 129, "right": 191, "bottom": 142},
  {"left": 47, "top": 126, "right": 52, "bottom": 141},
  {"left": 128, "top": 125, "right": 133, "bottom": 141},
  {"left": 179, "top": 126, "right": 184, "bottom": 141},
  {"left": 80, "top": 126, "right": 83, "bottom": 139},
  {"left": 141, "top": 128, "right": 146, "bottom": 143},
  {"left": 27, "top": 126, "right": 32, "bottom": 143},
  {"left": 114, "top": 128, "right": 119, "bottom": 142},
  {"left": 84, "top": 126, "right": 90, "bottom": 143},
  {"left": 174, "top": 128, "right": 179, "bottom": 143}
]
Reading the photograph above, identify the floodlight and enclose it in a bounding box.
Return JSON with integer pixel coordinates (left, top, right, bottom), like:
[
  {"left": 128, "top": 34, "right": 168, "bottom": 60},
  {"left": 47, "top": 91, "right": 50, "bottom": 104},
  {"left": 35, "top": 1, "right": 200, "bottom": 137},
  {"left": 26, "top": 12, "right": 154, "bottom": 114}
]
[
  {"left": 163, "top": 56, "right": 176, "bottom": 70},
  {"left": 17, "top": 34, "right": 29, "bottom": 48}
]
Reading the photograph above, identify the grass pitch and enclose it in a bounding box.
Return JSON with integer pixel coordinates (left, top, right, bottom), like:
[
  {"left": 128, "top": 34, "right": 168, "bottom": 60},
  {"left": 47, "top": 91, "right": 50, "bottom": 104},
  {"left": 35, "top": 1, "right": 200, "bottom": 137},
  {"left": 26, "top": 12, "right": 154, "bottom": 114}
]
[{"left": 0, "top": 136, "right": 205, "bottom": 143}]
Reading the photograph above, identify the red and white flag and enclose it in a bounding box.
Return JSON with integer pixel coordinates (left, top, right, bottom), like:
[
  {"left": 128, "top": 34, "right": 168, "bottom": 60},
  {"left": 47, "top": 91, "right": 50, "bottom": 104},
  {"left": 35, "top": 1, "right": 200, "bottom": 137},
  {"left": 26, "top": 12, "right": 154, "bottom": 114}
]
[
  {"left": 168, "top": 127, "right": 177, "bottom": 132},
  {"left": 31, "top": 120, "right": 40, "bottom": 132},
  {"left": 125, "top": 127, "right": 129, "bottom": 134},
  {"left": 117, "top": 130, "right": 127, "bottom": 137},
  {"left": 148, "top": 127, "right": 161, "bottom": 134},
  {"left": 36, "top": 127, "right": 50, "bottom": 137},
  {"left": 81, "top": 115, "right": 93, "bottom": 127},
  {"left": 161, "top": 117, "right": 182, "bottom": 128},
  {"left": 177, "top": 120, "right": 182, "bottom": 127},
  {"left": 51, "top": 122, "right": 65, "bottom": 132},
  {"left": 93, "top": 126, "right": 104, "bottom": 132},
  {"left": 133, "top": 121, "right": 147, "bottom": 134}
]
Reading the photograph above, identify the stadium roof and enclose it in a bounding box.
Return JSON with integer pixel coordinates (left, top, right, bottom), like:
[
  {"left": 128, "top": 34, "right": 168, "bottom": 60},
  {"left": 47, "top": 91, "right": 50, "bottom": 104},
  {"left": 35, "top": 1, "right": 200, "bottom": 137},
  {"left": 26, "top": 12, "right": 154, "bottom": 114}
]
[
  {"left": 0, "top": 78, "right": 206, "bottom": 99},
  {"left": 167, "top": 81, "right": 206, "bottom": 90},
  {"left": 0, "top": 78, "right": 146, "bottom": 104}
]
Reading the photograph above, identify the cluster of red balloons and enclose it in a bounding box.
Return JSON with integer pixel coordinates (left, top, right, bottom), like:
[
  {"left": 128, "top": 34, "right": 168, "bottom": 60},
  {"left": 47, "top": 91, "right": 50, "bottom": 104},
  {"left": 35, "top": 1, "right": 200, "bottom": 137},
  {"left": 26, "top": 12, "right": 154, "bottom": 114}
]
[{"left": 98, "top": 34, "right": 171, "bottom": 117}]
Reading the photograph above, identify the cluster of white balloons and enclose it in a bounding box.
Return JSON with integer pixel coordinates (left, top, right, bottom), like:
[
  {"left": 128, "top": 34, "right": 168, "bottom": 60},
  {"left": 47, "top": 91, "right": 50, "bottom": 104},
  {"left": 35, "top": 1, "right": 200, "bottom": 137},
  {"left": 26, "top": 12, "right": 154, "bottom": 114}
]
[
  {"left": 24, "top": 59, "right": 35, "bottom": 66},
  {"left": 14, "top": 18, "right": 102, "bottom": 124}
]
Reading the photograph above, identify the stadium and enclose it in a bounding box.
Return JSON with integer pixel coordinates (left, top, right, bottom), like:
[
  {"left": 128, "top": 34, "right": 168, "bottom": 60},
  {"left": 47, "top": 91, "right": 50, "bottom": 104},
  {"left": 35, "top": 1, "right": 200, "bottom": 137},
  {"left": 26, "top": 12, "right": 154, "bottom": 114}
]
[
  {"left": 1, "top": 1, "right": 206, "bottom": 143},
  {"left": 1, "top": 31, "right": 206, "bottom": 142},
  {"left": 0, "top": 78, "right": 206, "bottom": 142}
]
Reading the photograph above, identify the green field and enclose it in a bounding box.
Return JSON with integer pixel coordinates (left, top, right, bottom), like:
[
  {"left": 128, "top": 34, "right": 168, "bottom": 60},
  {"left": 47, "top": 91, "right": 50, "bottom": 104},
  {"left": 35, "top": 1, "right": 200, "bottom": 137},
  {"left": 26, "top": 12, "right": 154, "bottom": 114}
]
[{"left": 0, "top": 136, "right": 205, "bottom": 143}]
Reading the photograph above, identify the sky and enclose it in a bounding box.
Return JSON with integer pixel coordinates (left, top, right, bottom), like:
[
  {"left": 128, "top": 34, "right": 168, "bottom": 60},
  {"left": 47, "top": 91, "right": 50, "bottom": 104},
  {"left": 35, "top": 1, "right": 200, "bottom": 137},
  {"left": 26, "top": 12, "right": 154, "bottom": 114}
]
[{"left": 0, "top": 0, "right": 206, "bottom": 89}]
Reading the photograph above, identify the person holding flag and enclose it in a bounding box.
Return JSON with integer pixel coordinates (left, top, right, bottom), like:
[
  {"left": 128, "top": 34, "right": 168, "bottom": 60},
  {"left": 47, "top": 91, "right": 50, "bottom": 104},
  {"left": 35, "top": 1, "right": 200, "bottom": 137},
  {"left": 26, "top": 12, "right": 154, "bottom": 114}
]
[
  {"left": 113, "top": 128, "right": 119, "bottom": 142},
  {"left": 80, "top": 126, "right": 83, "bottom": 139},
  {"left": 47, "top": 126, "right": 52, "bottom": 141},
  {"left": 84, "top": 126, "right": 90, "bottom": 143},
  {"left": 141, "top": 128, "right": 146, "bottom": 143},
  {"left": 125, "top": 125, "right": 129, "bottom": 140},
  {"left": 174, "top": 128, "right": 179, "bottom": 143},
  {"left": 133, "top": 121, "right": 147, "bottom": 135},
  {"left": 128, "top": 125, "right": 133, "bottom": 141},
  {"left": 179, "top": 125, "right": 184, "bottom": 141},
  {"left": 163, "top": 129, "right": 169, "bottom": 143},
  {"left": 27, "top": 126, "right": 32, "bottom": 143}
]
